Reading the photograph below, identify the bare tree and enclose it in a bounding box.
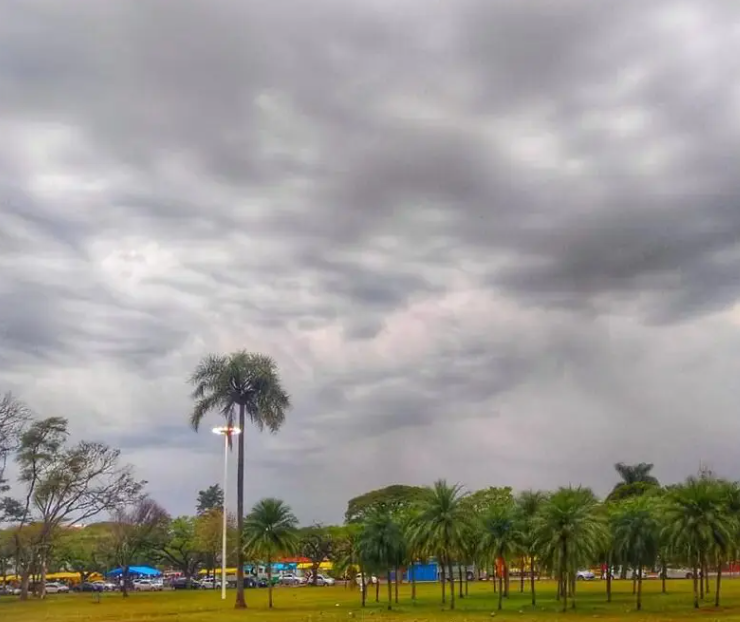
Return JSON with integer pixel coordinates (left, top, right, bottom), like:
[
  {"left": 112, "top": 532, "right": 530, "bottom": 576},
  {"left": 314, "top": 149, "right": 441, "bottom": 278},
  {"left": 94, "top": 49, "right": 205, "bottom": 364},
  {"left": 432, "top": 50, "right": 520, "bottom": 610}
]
[
  {"left": 108, "top": 497, "right": 169, "bottom": 597},
  {"left": 0, "top": 393, "right": 30, "bottom": 499},
  {"left": 14, "top": 417, "right": 143, "bottom": 599}
]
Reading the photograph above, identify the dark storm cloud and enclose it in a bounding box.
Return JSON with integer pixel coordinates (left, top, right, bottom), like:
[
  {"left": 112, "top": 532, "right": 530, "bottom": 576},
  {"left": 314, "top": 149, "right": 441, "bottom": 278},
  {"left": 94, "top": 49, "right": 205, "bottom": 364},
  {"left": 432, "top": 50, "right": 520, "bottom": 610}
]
[{"left": 1, "top": 0, "right": 740, "bottom": 521}]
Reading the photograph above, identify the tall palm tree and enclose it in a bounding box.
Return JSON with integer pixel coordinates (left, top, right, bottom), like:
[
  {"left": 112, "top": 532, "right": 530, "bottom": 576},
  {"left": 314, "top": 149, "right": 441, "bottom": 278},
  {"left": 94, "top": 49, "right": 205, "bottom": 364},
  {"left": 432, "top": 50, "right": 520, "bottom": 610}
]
[
  {"left": 611, "top": 496, "right": 661, "bottom": 610},
  {"left": 358, "top": 509, "right": 404, "bottom": 611},
  {"left": 517, "top": 490, "right": 547, "bottom": 607},
  {"left": 480, "top": 502, "right": 521, "bottom": 611},
  {"left": 534, "top": 487, "right": 606, "bottom": 613},
  {"left": 243, "top": 498, "right": 298, "bottom": 609},
  {"left": 663, "top": 478, "right": 735, "bottom": 609},
  {"left": 410, "top": 480, "right": 471, "bottom": 610},
  {"left": 189, "top": 351, "right": 291, "bottom": 609}
]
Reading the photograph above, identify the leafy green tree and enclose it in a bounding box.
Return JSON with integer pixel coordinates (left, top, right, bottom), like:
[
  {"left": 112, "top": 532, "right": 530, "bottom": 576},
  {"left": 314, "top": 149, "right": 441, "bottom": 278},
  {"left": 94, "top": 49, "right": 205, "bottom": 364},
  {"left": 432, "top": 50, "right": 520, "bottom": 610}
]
[
  {"left": 345, "top": 485, "right": 425, "bottom": 524},
  {"left": 56, "top": 524, "right": 112, "bottom": 582},
  {"left": 612, "top": 496, "right": 661, "bottom": 610},
  {"left": 0, "top": 392, "right": 30, "bottom": 499},
  {"left": 299, "top": 525, "right": 334, "bottom": 586},
  {"left": 189, "top": 351, "right": 291, "bottom": 609},
  {"left": 157, "top": 516, "right": 202, "bottom": 580},
  {"left": 196, "top": 485, "right": 224, "bottom": 516},
  {"left": 410, "top": 480, "right": 471, "bottom": 610},
  {"left": 608, "top": 463, "right": 660, "bottom": 502},
  {"left": 480, "top": 501, "right": 521, "bottom": 611},
  {"left": 358, "top": 508, "right": 404, "bottom": 611},
  {"left": 243, "top": 498, "right": 298, "bottom": 608},
  {"left": 534, "top": 487, "right": 605, "bottom": 612},
  {"left": 329, "top": 524, "right": 361, "bottom": 588}
]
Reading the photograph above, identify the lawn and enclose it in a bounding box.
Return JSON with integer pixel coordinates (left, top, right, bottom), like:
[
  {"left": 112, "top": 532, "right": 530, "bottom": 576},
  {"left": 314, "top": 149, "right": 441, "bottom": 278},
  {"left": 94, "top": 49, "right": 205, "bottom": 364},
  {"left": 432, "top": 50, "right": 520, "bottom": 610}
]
[{"left": 1, "top": 579, "right": 738, "bottom": 622}]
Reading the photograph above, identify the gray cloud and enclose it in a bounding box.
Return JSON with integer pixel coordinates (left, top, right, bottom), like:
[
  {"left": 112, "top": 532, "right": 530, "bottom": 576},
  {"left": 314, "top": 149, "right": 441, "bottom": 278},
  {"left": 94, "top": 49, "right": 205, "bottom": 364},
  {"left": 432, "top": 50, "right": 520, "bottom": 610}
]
[{"left": 2, "top": 0, "right": 740, "bottom": 523}]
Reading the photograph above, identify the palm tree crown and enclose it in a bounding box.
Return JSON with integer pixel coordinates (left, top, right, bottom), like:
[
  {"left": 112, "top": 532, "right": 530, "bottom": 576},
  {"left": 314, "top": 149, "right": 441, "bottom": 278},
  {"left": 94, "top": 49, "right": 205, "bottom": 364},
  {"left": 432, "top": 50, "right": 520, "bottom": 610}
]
[
  {"left": 189, "top": 351, "right": 290, "bottom": 433},
  {"left": 243, "top": 497, "right": 298, "bottom": 558}
]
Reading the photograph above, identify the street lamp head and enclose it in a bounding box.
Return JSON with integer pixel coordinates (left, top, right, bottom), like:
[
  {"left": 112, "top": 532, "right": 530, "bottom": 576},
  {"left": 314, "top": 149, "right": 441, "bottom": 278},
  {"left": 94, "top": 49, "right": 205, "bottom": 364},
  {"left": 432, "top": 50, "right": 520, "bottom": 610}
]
[{"left": 212, "top": 426, "right": 242, "bottom": 436}]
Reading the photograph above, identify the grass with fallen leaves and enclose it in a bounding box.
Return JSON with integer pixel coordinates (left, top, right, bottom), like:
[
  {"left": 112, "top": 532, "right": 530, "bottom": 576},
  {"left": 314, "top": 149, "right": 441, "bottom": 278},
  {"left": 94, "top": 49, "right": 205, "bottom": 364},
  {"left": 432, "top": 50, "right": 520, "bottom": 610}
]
[{"left": 1, "top": 578, "right": 739, "bottom": 621}]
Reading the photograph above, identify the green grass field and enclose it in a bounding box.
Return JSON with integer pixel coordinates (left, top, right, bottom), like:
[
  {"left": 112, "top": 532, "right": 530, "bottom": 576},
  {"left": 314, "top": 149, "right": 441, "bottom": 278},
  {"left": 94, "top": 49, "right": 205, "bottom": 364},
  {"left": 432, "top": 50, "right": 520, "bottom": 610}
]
[{"left": 1, "top": 579, "right": 738, "bottom": 622}]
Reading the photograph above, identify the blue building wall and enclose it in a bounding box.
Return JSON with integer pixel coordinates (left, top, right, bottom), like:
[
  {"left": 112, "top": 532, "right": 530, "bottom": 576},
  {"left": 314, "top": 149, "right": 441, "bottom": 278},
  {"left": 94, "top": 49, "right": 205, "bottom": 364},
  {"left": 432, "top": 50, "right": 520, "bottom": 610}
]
[{"left": 402, "top": 562, "right": 438, "bottom": 582}]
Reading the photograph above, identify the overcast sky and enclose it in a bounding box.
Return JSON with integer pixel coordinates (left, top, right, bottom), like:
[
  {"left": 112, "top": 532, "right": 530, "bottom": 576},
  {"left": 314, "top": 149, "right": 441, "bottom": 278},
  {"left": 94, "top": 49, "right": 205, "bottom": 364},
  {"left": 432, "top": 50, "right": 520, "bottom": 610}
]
[{"left": 1, "top": 0, "right": 740, "bottom": 524}]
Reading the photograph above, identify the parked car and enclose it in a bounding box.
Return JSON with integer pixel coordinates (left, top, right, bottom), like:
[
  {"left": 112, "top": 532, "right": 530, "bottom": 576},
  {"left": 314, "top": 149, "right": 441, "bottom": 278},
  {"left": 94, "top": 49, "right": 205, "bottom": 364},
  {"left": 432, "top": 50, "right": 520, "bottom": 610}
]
[
  {"left": 356, "top": 574, "right": 378, "bottom": 585},
  {"left": 576, "top": 570, "right": 595, "bottom": 581},
  {"left": 315, "top": 574, "right": 335, "bottom": 586},
  {"left": 133, "top": 579, "right": 162, "bottom": 592},
  {"left": 664, "top": 567, "right": 699, "bottom": 580},
  {"left": 45, "top": 582, "right": 70, "bottom": 594},
  {"left": 172, "top": 578, "right": 201, "bottom": 590},
  {"left": 279, "top": 573, "right": 305, "bottom": 586}
]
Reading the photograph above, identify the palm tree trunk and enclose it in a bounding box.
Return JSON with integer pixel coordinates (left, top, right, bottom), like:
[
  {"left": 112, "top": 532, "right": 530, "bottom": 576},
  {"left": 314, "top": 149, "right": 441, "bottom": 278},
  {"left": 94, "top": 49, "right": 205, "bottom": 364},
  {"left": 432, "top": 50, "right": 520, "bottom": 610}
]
[
  {"left": 530, "top": 555, "right": 536, "bottom": 606},
  {"left": 661, "top": 560, "right": 666, "bottom": 594},
  {"left": 441, "top": 562, "right": 446, "bottom": 603},
  {"left": 606, "top": 557, "right": 612, "bottom": 603},
  {"left": 498, "top": 571, "right": 504, "bottom": 610},
  {"left": 704, "top": 560, "right": 709, "bottom": 596},
  {"left": 394, "top": 566, "right": 399, "bottom": 604},
  {"left": 715, "top": 558, "right": 722, "bottom": 607},
  {"left": 386, "top": 570, "right": 392, "bottom": 611},
  {"left": 458, "top": 564, "right": 463, "bottom": 598},
  {"left": 234, "top": 404, "right": 247, "bottom": 609},
  {"left": 699, "top": 559, "right": 705, "bottom": 600},
  {"left": 492, "top": 564, "right": 496, "bottom": 592},
  {"left": 693, "top": 563, "right": 699, "bottom": 609},
  {"left": 411, "top": 563, "right": 416, "bottom": 601},
  {"left": 561, "top": 541, "right": 568, "bottom": 613},
  {"left": 267, "top": 555, "right": 273, "bottom": 608},
  {"left": 465, "top": 565, "right": 469, "bottom": 596},
  {"left": 448, "top": 559, "right": 455, "bottom": 610},
  {"left": 520, "top": 557, "right": 525, "bottom": 592},
  {"left": 636, "top": 564, "right": 643, "bottom": 611}
]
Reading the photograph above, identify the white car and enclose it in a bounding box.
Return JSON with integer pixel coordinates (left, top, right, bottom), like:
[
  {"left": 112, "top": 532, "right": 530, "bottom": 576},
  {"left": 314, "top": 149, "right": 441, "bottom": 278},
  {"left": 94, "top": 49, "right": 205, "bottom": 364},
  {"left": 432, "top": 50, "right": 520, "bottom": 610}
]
[
  {"left": 664, "top": 567, "right": 698, "bottom": 579},
  {"left": 356, "top": 574, "right": 378, "bottom": 585},
  {"left": 315, "top": 574, "right": 335, "bottom": 586},
  {"left": 576, "top": 570, "right": 595, "bottom": 581},
  {"left": 133, "top": 579, "right": 162, "bottom": 592},
  {"left": 45, "top": 582, "right": 70, "bottom": 594},
  {"left": 200, "top": 577, "right": 222, "bottom": 589}
]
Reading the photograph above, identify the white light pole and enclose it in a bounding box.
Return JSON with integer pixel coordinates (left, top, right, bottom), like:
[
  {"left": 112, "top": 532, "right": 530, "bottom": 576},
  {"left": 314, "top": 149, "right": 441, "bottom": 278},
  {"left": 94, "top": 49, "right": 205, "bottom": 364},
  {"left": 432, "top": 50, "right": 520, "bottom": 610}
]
[{"left": 212, "top": 425, "right": 241, "bottom": 600}]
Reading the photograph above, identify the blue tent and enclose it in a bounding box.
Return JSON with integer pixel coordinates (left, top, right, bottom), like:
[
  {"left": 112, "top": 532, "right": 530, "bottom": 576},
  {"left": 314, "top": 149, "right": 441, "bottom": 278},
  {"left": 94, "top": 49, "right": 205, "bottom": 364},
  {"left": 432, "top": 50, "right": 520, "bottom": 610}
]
[{"left": 107, "top": 566, "right": 161, "bottom": 577}]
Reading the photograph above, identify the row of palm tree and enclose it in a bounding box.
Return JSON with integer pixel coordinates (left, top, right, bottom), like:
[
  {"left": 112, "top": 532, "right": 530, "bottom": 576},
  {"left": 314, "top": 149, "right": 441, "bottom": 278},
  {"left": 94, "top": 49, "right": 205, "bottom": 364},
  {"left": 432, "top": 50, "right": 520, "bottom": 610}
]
[{"left": 185, "top": 350, "right": 740, "bottom": 614}]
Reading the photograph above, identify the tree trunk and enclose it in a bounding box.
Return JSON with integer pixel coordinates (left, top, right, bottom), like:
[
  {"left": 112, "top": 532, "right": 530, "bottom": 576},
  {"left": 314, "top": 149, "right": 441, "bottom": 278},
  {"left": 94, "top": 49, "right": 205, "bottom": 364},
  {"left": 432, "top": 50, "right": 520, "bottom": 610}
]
[
  {"left": 411, "top": 563, "right": 416, "bottom": 601},
  {"left": 715, "top": 560, "right": 722, "bottom": 607},
  {"left": 498, "top": 571, "right": 504, "bottom": 610},
  {"left": 520, "top": 557, "right": 525, "bottom": 592},
  {"left": 492, "top": 564, "right": 496, "bottom": 592},
  {"left": 661, "top": 560, "right": 666, "bottom": 594},
  {"left": 375, "top": 577, "right": 379, "bottom": 602},
  {"left": 693, "top": 563, "right": 699, "bottom": 609},
  {"left": 571, "top": 574, "right": 576, "bottom": 609},
  {"left": 386, "top": 570, "right": 392, "bottom": 610},
  {"left": 19, "top": 566, "right": 30, "bottom": 601},
  {"left": 458, "top": 564, "right": 463, "bottom": 599},
  {"left": 704, "top": 560, "right": 709, "bottom": 596},
  {"left": 441, "top": 563, "right": 446, "bottom": 603},
  {"left": 504, "top": 563, "right": 509, "bottom": 597},
  {"left": 38, "top": 548, "right": 48, "bottom": 600},
  {"left": 632, "top": 573, "right": 637, "bottom": 595},
  {"left": 530, "top": 555, "right": 536, "bottom": 607},
  {"left": 234, "top": 404, "right": 247, "bottom": 609},
  {"left": 360, "top": 568, "right": 366, "bottom": 608},
  {"left": 394, "top": 566, "right": 399, "bottom": 604},
  {"left": 561, "top": 541, "right": 568, "bottom": 613},
  {"left": 267, "top": 555, "right": 273, "bottom": 608},
  {"left": 122, "top": 566, "right": 129, "bottom": 598},
  {"left": 606, "top": 556, "right": 612, "bottom": 603},
  {"left": 636, "top": 564, "right": 643, "bottom": 611},
  {"left": 465, "top": 565, "right": 469, "bottom": 597},
  {"left": 699, "top": 560, "right": 704, "bottom": 600},
  {"left": 448, "top": 559, "right": 455, "bottom": 610}
]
